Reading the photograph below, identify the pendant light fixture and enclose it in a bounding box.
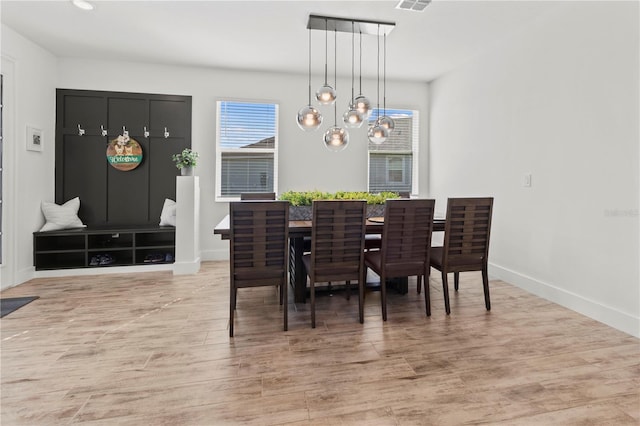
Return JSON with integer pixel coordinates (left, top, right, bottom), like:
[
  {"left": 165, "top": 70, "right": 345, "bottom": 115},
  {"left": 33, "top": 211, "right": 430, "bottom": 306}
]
[
  {"left": 353, "top": 30, "right": 372, "bottom": 120},
  {"left": 368, "top": 25, "right": 389, "bottom": 145},
  {"left": 316, "top": 18, "right": 337, "bottom": 105},
  {"left": 343, "top": 22, "right": 364, "bottom": 128},
  {"left": 297, "top": 27, "right": 323, "bottom": 131},
  {"left": 377, "top": 32, "right": 395, "bottom": 133},
  {"left": 299, "top": 15, "right": 395, "bottom": 150},
  {"left": 324, "top": 28, "right": 349, "bottom": 151}
]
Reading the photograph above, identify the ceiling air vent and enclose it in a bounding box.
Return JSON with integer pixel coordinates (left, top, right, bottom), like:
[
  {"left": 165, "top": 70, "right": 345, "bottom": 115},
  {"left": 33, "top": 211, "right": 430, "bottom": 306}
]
[{"left": 395, "top": 0, "right": 431, "bottom": 12}]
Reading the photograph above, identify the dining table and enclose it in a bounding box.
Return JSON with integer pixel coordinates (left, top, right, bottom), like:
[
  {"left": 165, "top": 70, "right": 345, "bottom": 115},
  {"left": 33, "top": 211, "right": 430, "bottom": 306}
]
[{"left": 214, "top": 215, "right": 445, "bottom": 303}]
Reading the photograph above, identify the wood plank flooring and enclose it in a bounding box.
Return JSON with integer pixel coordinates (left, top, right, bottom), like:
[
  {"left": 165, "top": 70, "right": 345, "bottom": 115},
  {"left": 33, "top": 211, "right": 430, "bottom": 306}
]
[{"left": 1, "top": 261, "right": 638, "bottom": 425}]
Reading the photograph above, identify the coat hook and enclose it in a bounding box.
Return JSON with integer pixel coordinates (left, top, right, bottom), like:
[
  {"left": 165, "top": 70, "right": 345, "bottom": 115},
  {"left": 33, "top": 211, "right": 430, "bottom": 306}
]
[
  {"left": 77, "top": 124, "right": 85, "bottom": 136},
  {"left": 143, "top": 126, "right": 150, "bottom": 138},
  {"left": 122, "top": 126, "right": 129, "bottom": 137},
  {"left": 164, "top": 127, "right": 170, "bottom": 138},
  {"left": 100, "top": 125, "right": 107, "bottom": 137}
]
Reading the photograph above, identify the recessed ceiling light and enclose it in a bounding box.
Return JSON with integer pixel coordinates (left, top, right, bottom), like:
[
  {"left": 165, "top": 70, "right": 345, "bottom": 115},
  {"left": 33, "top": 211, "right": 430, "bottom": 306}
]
[
  {"left": 72, "top": 0, "right": 94, "bottom": 11},
  {"left": 396, "top": 0, "right": 431, "bottom": 12}
]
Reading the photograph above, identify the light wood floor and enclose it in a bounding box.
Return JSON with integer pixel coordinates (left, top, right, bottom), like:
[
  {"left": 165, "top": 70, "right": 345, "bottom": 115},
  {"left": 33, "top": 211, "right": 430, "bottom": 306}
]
[{"left": 1, "top": 261, "right": 638, "bottom": 425}]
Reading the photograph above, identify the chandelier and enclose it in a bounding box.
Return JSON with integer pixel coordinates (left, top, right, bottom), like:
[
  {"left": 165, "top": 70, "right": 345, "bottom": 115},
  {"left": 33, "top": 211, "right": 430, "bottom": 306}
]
[{"left": 296, "top": 15, "right": 396, "bottom": 150}]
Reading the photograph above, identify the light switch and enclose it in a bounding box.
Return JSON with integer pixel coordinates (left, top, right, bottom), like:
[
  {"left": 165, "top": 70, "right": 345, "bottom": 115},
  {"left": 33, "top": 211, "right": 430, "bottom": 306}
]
[{"left": 523, "top": 173, "right": 532, "bottom": 187}]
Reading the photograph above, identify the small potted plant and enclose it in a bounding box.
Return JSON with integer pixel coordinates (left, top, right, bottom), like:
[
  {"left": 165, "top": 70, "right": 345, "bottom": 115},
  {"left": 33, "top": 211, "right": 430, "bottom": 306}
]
[{"left": 172, "top": 148, "right": 199, "bottom": 176}]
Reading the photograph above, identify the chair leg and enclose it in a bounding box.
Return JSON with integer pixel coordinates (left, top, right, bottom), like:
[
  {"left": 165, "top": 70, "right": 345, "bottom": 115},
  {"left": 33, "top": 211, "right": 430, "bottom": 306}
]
[
  {"left": 423, "top": 274, "right": 431, "bottom": 317},
  {"left": 229, "top": 284, "right": 236, "bottom": 337},
  {"left": 380, "top": 272, "right": 388, "bottom": 321},
  {"left": 358, "top": 269, "right": 365, "bottom": 324},
  {"left": 283, "top": 282, "right": 288, "bottom": 331},
  {"left": 279, "top": 282, "right": 283, "bottom": 305},
  {"left": 442, "top": 272, "right": 451, "bottom": 315},
  {"left": 234, "top": 288, "right": 238, "bottom": 310},
  {"left": 417, "top": 275, "right": 422, "bottom": 294},
  {"left": 346, "top": 280, "right": 351, "bottom": 300},
  {"left": 482, "top": 265, "right": 491, "bottom": 311},
  {"left": 454, "top": 272, "right": 460, "bottom": 291},
  {"left": 310, "top": 280, "right": 316, "bottom": 328}
]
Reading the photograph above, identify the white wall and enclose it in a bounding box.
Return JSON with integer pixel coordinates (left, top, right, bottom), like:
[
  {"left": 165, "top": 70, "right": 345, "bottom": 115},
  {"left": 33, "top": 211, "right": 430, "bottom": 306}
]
[
  {"left": 429, "top": 2, "right": 639, "bottom": 337},
  {"left": 1, "top": 25, "right": 57, "bottom": 290},
  {"left": 0, "top": 40, "right": 428, "bottom": 286}
]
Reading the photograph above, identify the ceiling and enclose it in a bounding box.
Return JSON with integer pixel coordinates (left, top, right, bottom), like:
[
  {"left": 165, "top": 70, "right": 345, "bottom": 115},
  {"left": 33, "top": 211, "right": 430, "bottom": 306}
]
[{"left": 1, "top": 0, "right": 563, "bottom": 82}]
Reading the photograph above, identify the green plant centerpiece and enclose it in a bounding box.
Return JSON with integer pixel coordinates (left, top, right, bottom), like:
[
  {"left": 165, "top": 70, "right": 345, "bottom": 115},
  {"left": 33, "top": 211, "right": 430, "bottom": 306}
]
[
  {"left": 172, "top": 148, "right": 199, "bottom": 176},
  {"left": 279, "top": 190, "right": 400, "bottom": 220}
]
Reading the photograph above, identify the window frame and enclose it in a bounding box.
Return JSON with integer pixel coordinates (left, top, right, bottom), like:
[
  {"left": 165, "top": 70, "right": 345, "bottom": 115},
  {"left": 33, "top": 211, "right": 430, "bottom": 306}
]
[
  {"left": 215, "top": 99, "right": 279, "bottom": 202},
  {"left": 367, "top": 108, "right": 419, "bottom": 195}
]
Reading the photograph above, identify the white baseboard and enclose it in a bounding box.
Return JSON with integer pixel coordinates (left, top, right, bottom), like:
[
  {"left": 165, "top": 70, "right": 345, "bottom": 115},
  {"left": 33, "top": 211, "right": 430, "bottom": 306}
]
[
  {"left": 489, "top": 263, "right": 639, "bottom": 338},
  {"left": 173, "top": 257, "right": 201, "bottom": 275},
  {"left": 201, "top": 249, "right": 229, "bottom": 262}
]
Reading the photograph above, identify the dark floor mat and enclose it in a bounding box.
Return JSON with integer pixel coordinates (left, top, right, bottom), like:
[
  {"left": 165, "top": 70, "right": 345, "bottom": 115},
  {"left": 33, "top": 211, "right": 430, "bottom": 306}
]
[{"left": 1, "top": 296, "right": 39, "bottom": 318}]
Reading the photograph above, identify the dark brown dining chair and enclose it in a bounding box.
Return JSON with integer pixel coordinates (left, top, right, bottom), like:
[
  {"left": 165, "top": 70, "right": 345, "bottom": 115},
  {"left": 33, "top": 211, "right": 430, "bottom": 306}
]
[
  {"left": 430, "top": 197, "right": 493, "bottom": 315},
  {"left": 364, "top": 199, "right": 436, "bottom": 320},
  {"left": 229, "top": 200, "right": 289, "bottom": 337},
  {"left": 302, "top": 200, "right": 367, "bottom": 328},
  {"left": 240, "top": 192, "right": 276, "bottom": 200}
]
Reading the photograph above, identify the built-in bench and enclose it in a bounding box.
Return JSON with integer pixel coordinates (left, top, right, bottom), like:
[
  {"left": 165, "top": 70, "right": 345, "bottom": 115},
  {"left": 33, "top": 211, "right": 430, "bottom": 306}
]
[{"left": 33, "top": 225, "right": 175, "bottom": 271}]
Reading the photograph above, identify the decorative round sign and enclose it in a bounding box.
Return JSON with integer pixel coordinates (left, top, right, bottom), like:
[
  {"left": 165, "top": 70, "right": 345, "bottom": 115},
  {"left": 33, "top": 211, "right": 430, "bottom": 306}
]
[{"left": 106, "top": 134, "right": 143, "bottom": 171}]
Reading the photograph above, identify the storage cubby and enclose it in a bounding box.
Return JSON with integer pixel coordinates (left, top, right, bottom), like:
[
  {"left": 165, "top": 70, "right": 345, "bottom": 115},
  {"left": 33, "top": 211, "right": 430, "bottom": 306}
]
[
  {"left": 88, "top": 232, "right": 134, "bottom": 249},
  {"left": 34, "top": 226, "right": 175, "bottom": 271}
]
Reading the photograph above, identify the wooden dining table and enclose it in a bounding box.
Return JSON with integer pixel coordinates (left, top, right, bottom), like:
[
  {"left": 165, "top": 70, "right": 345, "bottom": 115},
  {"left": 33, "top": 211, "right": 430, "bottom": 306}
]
[{"left": 214, "top": 215, "right": 445, "bottom": 303}]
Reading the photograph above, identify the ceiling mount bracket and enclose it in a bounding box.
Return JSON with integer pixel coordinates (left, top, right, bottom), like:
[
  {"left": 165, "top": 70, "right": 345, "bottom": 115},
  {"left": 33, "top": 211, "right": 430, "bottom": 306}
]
[{"left": 307, "top": 15, "right": 395, "bottom": 36}]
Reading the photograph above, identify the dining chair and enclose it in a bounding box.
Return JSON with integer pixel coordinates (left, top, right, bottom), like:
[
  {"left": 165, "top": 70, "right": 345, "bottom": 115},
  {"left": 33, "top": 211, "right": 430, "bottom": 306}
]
[
  {"left": 430, "top": 197, "right": 493, "bottom": 314},
  {"left": 364, "top": 199, "right": 436, "bottom": 320},
  {"left": 228, "top": 200, "right": 289, "bottom": 337},
  {"left": 302, "top": 200, "right": 367, "bottom": 328},
  {"left": 240, "top": 192, "right": 276, "bottom": 200}
]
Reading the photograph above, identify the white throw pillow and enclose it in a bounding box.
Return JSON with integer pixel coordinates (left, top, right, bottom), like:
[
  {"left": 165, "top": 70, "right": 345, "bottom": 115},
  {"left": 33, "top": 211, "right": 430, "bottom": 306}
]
[
  {"left": 159, "top": 198, "right": 177, "bottom": 227},
  {"left": 40, "top": 197, "right": 86, "bottom": 232}
]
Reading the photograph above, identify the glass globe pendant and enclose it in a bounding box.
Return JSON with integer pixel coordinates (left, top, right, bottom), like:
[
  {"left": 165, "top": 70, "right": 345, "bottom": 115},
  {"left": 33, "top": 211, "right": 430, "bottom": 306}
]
[
  {"left": 377, "top": 115, "right": 395, "bottom": 132},
  {"left": 343, "top": 108, "right": 363, "bottom": 128},
  {"left": 368, "top": 120, "right": 389, "bottom": 144},
  {"left": 377, "top": 33, "right": 394, "bottom": 133},
  {"left": 297, "top": 27, "right": 323, "bottom": 131},
  {"left": 354, "top": 31, "right": 371, "bottom": 119},
  {"left": 324, "top": 126, "right": 349, "bottom": 152},
  {"left": 343, "top": 23, "right": 363, "bottom": 129},
  {"left": 316, "top": 18, "right": 336, "bottom": 105},
  {"left": 368, "top": 25, "right": 388, "bottom": 145},
  {"left": 354, "top": 95, "right": 371, "bottom": 120},
  {"left": 325, "top": 28, "right": 348, "bottom": 152},
  {"left": 297, "top": 105, "right": 323, "bottom": 131},
  {"left": 316, "top": 85, "right": 336, "bottom": 105}
]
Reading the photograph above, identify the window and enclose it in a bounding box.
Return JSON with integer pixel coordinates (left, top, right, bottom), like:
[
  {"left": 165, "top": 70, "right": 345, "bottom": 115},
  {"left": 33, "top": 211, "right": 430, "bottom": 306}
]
[
  {"left": 216, "top": 101, "right": 278, "bottom": 200},
  {"left": 368, "top": 108, "right": 418, "bottom": 194}
]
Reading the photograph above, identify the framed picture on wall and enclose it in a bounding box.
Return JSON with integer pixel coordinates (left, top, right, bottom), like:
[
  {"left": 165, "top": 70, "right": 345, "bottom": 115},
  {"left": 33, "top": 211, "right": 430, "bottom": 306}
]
[{"left": 26, "top": 126, "right": 43, "bottom": 152}]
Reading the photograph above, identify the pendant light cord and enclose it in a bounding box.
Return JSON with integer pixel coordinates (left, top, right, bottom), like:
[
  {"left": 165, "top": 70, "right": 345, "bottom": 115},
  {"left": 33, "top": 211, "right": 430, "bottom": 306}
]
[
  {"left": 383, "top": 32, "right": 387, "bottom": 116},
  {"left": 351, "top": 22, "right": 355, "bottom": 103},
  {"left": 376, "top": 25, "right": 381, "bottom": 116},
  {"left": 308, "top": 27, "right": 312, "bottom": 105},
  {"left": 359, "top": 31, "right": 363, "bottom": 95},
  {"left": 334, "top": 28, "right": 338, "bottom": 125},
  {"left": 324, "top": 18, "right": 328, "bottom": 86}
]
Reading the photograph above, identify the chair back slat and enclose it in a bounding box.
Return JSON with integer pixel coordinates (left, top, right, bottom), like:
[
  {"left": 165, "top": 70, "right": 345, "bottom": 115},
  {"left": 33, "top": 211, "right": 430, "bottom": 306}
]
[
  {"left": 240, "top": 192, "right": 276, "bottom": 200},
  {"left": 309, "top": 200, "right": 366, "bottom": 282},
  {"left": 443, "top": 198, "right": 493, "bottom": 267}
]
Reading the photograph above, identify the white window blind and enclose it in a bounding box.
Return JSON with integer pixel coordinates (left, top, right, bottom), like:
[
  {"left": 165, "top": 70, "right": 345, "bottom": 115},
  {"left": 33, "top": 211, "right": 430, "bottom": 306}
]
[
  {"left": 368, "top": 108, "right": 418, "bottom": 194},
  {"left": 216, "top": 101, "right": 278, "bottom": 199}
]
